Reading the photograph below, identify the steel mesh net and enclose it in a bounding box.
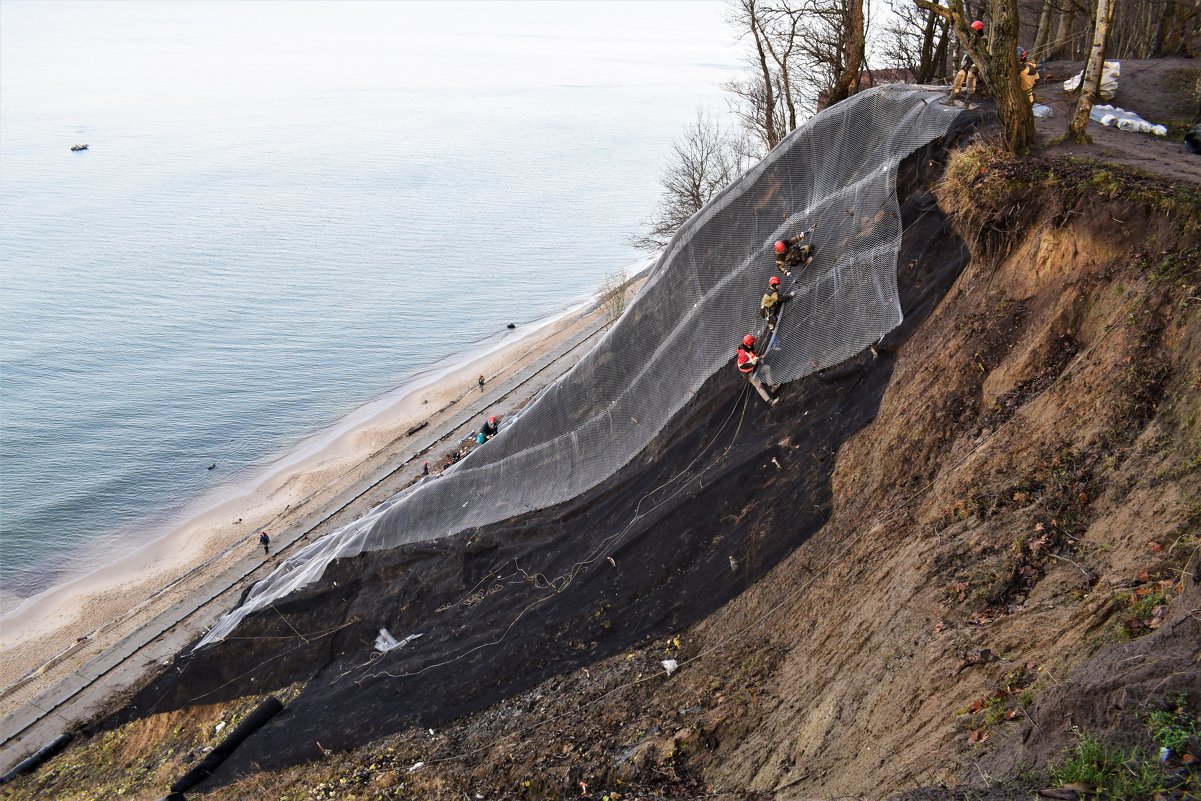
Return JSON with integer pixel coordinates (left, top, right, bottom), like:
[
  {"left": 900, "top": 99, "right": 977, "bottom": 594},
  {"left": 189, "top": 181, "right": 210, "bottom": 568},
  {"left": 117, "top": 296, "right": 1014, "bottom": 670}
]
[{"left": 199, "top": 86, "right": 960, "bottom": 647}]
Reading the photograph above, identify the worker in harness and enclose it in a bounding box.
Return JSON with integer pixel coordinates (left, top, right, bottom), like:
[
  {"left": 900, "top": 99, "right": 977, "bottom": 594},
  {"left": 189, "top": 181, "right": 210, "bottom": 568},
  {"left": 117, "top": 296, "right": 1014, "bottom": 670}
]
[
  {"left": 1018, "top": 47, "right": 1039, "bottom": 105},
  {"left": 947, "top": 20, "right": 985, "bottom": 108},
  {"left": 774, "top": 231, "right": 814, "bottom": 276},
  {"left": 760, "top": 275, "right": 794, "bottom": 330},
  {"left": 736, "top": 334, "right": 780, "bottom": 406}
]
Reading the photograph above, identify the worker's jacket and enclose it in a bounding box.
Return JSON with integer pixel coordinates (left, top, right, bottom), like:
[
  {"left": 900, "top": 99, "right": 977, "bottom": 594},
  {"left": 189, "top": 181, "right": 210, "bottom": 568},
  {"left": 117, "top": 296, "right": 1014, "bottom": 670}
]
[
  {"left": 775, "top": 235, "right": 811, "bottom": 270},
  {"left": 1019, "top": 61, "right": 1039, "bottom": 97},
  {"left": 760, "top": 288, "right": 784, "bottom": 313},
  {"left": 481, "top": 421, "right": 498, "bottom": 438},
  {"left": 736, "top": 346, "right": 759, "bottom": 373}
]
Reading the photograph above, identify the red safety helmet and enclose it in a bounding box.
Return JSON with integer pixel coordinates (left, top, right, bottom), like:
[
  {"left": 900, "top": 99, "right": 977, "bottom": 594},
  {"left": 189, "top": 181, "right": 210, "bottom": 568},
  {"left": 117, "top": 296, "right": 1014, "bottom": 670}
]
[
  {"left": 768, "top": 276, "right": 781, "bottom": 287},
  {"left": 970, "top": 20, "right": 984, "bottom": 32},
  {"left": 488, "top": 416, "right": 497, "bottom": 424},
  {"left": 742, "top": 334, "right": 756, "bottom": 348},
  {"left": 773, "top": 240, "right": 787, "bottom": 254}
]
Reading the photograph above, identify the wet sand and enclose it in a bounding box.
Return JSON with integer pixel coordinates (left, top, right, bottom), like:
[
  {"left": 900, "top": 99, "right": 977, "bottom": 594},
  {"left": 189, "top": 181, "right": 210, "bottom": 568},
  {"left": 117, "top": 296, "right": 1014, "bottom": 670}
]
[{"left": 0, "top": 291, "right": 624, "bottom": 733}]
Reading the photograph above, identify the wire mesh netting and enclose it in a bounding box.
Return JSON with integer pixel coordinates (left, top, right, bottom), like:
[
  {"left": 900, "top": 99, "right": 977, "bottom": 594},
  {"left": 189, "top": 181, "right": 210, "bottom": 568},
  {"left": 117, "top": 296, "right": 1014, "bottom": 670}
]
[{"left": 198, "top": 86, "right": 961, "bottom": 648}]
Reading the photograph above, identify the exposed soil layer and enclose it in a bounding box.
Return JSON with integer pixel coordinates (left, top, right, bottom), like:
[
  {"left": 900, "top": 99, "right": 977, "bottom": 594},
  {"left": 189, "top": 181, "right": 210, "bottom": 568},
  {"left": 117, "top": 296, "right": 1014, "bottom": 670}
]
[{"left": 103, "top": 119, "right": 980, "bottom": 786}]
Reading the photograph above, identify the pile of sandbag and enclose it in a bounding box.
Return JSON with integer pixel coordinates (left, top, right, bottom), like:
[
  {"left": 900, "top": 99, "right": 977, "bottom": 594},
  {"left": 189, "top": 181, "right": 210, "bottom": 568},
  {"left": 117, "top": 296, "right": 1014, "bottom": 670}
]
[
  {"left": 1064, "top": 60, "right": 1120, "bottom": 100},
  {"left": 1089, "top": 104, "right": 1168, "bottom": 136}
]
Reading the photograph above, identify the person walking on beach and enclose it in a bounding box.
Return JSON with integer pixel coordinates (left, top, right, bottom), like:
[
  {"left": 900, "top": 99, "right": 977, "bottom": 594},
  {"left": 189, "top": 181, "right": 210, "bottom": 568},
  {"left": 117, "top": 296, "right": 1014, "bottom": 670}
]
[
  {"left": 478, "top": 374, "right": 486, "bottom": 391},
  {"left": 258, "top": 530, "right": 271, "bottom": 555}
]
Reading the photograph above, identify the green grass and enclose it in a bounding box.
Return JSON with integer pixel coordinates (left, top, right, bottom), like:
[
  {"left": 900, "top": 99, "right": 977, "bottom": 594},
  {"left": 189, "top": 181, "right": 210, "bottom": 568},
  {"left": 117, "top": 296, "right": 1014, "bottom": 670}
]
[
  {"left": 1048, "top": 728, "right": 1167, "bottom": 799},
  {"left": 1146, "top": 695, "right": 1199, "bottom": 755}
]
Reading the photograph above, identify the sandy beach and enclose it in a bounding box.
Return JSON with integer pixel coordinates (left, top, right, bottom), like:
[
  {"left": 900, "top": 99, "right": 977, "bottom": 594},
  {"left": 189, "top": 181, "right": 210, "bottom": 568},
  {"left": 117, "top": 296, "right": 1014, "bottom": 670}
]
[{"left": 0, "top": 287, "right": 629, "bottom": 757}]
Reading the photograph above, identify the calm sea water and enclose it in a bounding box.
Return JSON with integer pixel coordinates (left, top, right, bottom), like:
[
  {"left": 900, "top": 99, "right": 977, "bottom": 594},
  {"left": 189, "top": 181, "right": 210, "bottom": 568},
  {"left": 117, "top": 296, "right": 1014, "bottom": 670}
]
[{"left": 0, "top": 0, "right": 739, "bottom": 608}]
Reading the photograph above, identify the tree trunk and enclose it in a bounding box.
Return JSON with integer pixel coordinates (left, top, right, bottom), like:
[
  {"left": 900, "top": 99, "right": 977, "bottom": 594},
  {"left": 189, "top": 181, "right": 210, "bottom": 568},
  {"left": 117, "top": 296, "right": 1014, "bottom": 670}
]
[
  {"left": 1032, "top": 0, "right": 1055, "bottom": 59},
  {"left": 1069, "top": 0, "right": 1115, "bottom": 142},
  {"left": 915, "top": 0, "right": 1036, "bottom": 154},
  {"left": 747, "top": 0, "right": 779, "bottom": 148},
  {"left": 749, "top": 2, "right": 778, "bottom": 148},
  {"left": 918, "top": 9, "right": 939, "bottom": 82},
  {"left": 826, "top": 0, "right": 866, "bottom": 106},
  {"left": 1051, "top": 6, "right": 1076, "bottom": 58}
]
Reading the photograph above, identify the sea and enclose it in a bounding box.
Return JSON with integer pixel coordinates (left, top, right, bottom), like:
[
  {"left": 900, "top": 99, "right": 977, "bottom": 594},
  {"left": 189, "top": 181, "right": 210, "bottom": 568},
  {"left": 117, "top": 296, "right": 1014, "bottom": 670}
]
[{"left": 0, "top": 0, "right": 740, "bottom": 614}]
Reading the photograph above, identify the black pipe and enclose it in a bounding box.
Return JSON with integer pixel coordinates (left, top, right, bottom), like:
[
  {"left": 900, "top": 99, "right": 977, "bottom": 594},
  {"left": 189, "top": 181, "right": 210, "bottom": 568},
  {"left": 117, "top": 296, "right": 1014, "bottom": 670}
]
[
  {"left": 169, "top": 696, "right": 283, "bottom": 793},
  {"left": 0, "top": 732, "right": 73, "bottom": 786}
]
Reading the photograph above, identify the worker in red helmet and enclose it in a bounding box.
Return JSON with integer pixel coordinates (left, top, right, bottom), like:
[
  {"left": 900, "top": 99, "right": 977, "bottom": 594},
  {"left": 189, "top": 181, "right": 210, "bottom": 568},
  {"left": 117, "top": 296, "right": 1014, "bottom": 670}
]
[
  {"left": 1017, "top": 46, "right": 1040, "bottom": 105},
  {"left": 760, "top": 274, "right": 795, "bottom": 330},
  {"left": 481, "top": 414, "right": 499, "bottom": 440},
  {"left": 947, "top": 20, "right": 986, "bottom": 108},
  {"left": 773, "top": 230, "right": 814, "bottom": 276},
  {"left": 735, "top": 334, "right": 780, "bottom": 406}
]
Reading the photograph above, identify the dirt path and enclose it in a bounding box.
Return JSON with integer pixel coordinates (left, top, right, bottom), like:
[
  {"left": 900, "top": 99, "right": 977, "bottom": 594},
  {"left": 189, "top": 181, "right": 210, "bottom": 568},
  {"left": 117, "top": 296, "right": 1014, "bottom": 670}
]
[{"left": 1032, "top": 58, "right": 1200, "bottom": 185}]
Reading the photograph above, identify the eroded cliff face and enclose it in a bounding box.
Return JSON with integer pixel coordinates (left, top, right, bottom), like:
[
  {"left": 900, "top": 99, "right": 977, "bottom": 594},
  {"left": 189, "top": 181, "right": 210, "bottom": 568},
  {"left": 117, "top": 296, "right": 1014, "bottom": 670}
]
[{"left": 11, "top": 137, "right": 1200, "bottom": 801}]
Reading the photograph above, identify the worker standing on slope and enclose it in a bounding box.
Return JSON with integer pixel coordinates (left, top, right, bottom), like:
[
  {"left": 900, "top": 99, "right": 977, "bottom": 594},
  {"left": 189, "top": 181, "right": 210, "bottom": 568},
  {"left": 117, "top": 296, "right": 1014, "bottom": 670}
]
[
  {"left": 1018, "top": 47, "right": 1039, "bottom": 105},
  {"left": 259, "top": 530, "right": 270, "bottom": 555},
  {"left": 481, "top": 415, "right": 499, "bottom": 440},
  {"left": 947, "top": 20, "right": 985, "bottom": 108},
  {"left": 736, "top": 334, "right": 780, "bottom": 406},
  {"left": 774, "top": 232, "right": 814, "bottom": 276},
  {"left": 760, "top": 275, "right": 794, "bottom": 330}
]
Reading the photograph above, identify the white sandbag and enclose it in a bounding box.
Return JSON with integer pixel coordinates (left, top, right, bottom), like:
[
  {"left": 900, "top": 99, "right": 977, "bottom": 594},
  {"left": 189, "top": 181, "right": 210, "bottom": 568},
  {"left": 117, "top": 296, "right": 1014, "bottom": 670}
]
[
  {"left": 1064, "top": 60, "right": 1120, "bottom": 100},
  {"left": 375, "top": 628, "right": 423, "bottom": 653},
  {"left": 1088, "top": 105, "right": 1166, "bottom": 136}
]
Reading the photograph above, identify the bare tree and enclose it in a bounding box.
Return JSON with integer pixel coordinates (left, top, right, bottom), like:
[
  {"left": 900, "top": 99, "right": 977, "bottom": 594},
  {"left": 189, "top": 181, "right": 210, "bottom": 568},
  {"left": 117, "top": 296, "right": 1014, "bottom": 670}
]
[
  {"left": 1069, "top": 0, "right": 1115, "bottom": 142},
  {"left": 632, "top": 110, "right": 750, "bottom": 251},
  {"left": 879, "top": 0, "right": 950, "bottom": 83},
  {"left": 728, "top": 0, "right": 782, "bottom": 149},
  {"left": 597, "top": 271, "right": 630, "bottom": 326},
  {"left": 818, "top": 0, "right": 868, "bottom": 106},
  {"left": 917, "top": 0, "right": 1037, "bottom": 154}
]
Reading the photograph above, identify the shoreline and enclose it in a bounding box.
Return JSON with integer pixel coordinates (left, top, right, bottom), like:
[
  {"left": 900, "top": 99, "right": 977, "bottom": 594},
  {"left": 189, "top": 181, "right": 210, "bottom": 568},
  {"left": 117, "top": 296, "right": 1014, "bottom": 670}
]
[{"left": 0, "top": 288, "right": 613, "bottom": 693}]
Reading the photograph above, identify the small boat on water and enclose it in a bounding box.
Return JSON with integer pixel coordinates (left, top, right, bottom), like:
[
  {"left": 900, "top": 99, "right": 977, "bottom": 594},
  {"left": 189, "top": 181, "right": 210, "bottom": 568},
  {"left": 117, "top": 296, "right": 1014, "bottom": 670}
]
[{"left": 70, "top": 144, "right": 89, "bottom": 151}]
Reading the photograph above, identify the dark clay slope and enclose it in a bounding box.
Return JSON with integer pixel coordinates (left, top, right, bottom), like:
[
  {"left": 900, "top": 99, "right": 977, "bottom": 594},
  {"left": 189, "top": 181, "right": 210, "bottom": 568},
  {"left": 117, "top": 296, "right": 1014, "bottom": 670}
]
[{"left": 111, "top": 117, "right": 979, "bottom": 785}]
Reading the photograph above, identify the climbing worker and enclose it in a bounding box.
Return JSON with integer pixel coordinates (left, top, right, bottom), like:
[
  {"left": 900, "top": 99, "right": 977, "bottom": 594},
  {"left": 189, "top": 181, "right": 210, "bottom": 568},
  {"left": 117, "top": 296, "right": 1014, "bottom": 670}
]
[
  {"left": 481, "top": 415, "right": 499, "bottom": 440},
  {"left": 735, "top": 334, "right": 780, "bottom": 406},
  {"left": 947, "top": 20, "right": 985, "bottom": 108},
  {"left": 1018, "top": 47, "right": 1039, "bottom": 105},
  {"left": 258, "top": 530, "right": 270, "bottom": 555},
  {"left": 760, "top": 275, "right": 794, "bottom": 330},
  {"left": 773, "top": 231, "right": 814, "bottom": 276}
]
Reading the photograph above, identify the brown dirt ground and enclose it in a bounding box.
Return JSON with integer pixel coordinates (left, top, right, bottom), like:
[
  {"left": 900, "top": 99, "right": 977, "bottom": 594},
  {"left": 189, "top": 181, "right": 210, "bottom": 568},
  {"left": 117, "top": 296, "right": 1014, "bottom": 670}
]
[{"left": 1032, "top": 57, "right": 1201, "bottom": 185}]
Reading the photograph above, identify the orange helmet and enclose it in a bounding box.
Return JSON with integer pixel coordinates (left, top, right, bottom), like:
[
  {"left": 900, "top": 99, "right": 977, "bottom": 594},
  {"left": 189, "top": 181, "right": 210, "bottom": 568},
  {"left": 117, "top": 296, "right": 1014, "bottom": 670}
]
[
  {"left": 488, "top": 416, "right": 497, "bottom": 424},
  {"left": 768, "top": 276, "right": 781, "bottom": 287},
  {"left": 773, "top": 240, "right": 787, "bottom": 254},
  {"left": 971, "top": 20, "right": 984, "bottom": 31},
  {"left": 742, "top": 334, "right": 756, "bottom": 348}
]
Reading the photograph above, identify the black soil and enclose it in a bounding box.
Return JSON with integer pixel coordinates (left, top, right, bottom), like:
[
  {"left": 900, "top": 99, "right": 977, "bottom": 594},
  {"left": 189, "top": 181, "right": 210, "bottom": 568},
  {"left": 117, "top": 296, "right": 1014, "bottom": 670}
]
[{"left": 106, "top": 115, "right": 983, "bottom": 789}]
